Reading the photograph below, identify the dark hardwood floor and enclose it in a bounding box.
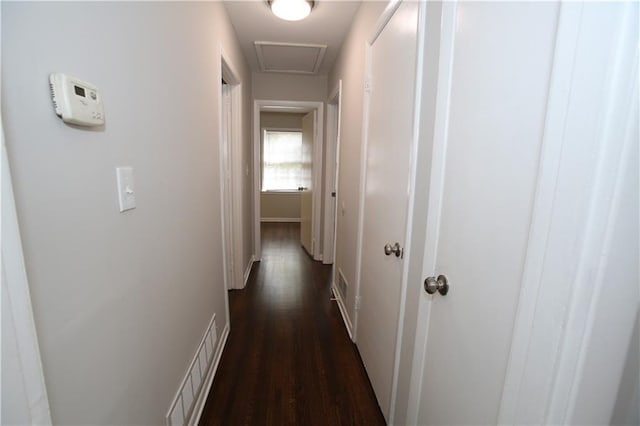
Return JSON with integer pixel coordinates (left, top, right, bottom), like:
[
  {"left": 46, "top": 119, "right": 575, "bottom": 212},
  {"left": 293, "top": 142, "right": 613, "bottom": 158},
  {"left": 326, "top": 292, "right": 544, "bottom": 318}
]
[{"left": 199, "top": 222, "right": 386, "bottom": 426}]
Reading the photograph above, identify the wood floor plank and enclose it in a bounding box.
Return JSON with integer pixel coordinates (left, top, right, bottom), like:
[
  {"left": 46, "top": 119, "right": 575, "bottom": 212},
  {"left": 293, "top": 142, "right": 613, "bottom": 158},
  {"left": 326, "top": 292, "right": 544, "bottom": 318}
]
[{"left": 199, "top": 223, "right": 386, "bottom": 426}]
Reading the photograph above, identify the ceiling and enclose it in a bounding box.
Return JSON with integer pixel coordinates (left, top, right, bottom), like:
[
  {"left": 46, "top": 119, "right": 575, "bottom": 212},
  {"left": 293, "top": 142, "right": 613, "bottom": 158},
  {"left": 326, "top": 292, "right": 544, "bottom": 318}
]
[{"left": 223, "top": 1, "right": 362, "bottom": 75}]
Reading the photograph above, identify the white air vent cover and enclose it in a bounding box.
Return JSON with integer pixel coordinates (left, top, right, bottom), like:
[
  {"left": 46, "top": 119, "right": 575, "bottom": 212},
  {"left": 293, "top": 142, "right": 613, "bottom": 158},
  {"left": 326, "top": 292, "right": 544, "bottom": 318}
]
[
  {"left": 254, "top": 41, "right": 326, "bottom": 74},
  {"left": 338, "top": 269, "right": 348, "bottom": 301}
]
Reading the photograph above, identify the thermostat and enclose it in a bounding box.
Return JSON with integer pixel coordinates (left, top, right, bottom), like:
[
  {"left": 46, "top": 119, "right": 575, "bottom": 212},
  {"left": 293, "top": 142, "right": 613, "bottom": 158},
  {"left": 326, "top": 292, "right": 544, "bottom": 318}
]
[{"left": 49, "top": 73, "right": 105, "bottom": 126}]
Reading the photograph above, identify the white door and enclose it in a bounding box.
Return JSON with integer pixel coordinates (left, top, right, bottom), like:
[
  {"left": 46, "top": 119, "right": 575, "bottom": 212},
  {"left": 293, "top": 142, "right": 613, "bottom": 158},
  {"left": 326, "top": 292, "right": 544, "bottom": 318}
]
[
  {"left": 221, "top": 83, "right": 236, "bottom": 289},
  {"left": 300, "top": 111, "right": 314, "bottom": 254},
  {"left": 356, "top": 1, "right": 419, "bottom": 420},
  {"left": 405, "top": 1, "right": 559, "bottom": 423},
  {"left": 414, "top": 2, "right": 559, "bottom": 423},
  {"left": 323, "top": 84, "right": 341, "bottom": 265},
  {"left": 409, "top": 2, "right": 638, "bottom": 425}
]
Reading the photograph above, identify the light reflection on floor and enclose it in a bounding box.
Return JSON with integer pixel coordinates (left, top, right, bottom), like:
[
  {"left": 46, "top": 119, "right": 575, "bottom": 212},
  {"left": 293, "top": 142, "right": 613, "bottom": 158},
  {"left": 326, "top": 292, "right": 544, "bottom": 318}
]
[{"left": 257, "top": 223, "right": 316, "bottom": 312}]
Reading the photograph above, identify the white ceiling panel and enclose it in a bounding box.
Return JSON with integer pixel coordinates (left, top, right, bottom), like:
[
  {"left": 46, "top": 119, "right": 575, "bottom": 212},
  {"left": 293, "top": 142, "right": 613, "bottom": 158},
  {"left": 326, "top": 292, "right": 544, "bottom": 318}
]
[{"left": 255, "top": 42, "right": 326, "bottom": 74}]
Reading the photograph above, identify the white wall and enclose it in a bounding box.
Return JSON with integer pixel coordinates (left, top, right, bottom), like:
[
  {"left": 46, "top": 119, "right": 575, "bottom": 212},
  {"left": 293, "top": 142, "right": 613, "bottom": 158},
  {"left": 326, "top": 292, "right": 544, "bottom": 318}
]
[
  {"left": 327, "top": 1, "right": 387, "bottom": 329},
  {"left": 252, "top": 73, "right": 327, "bottom": 102},
  {"left": 260, "top": 111, "right": 305, "bottom": 129},
  {"left": 260, "top": 193, "right": 301, "bottom": 220},
  {"left": 1, "top": 2, "right": 250, "bottom": 424}
]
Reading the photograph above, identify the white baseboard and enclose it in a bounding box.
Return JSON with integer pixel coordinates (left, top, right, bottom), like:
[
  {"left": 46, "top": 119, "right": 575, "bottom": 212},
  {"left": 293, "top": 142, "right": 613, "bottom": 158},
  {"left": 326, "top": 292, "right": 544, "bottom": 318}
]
[
  {"left": 332, "top": 284, "right": 353, "bottom": 341},
  {"left": 190, "top": 323, "right": 230, "bottom": 426},
  {"left": 260, "top": 217, "right": 301, "bottom": 223},
  {"left": 243, "top": 255, "right": 255, "bottom": 288}
]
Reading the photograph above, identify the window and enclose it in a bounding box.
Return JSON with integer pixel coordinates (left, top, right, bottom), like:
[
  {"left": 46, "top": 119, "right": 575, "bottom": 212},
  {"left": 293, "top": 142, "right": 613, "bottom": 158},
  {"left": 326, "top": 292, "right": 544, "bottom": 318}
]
[{"left": 262, "top": 130, "right": 304, "bottom": 191}]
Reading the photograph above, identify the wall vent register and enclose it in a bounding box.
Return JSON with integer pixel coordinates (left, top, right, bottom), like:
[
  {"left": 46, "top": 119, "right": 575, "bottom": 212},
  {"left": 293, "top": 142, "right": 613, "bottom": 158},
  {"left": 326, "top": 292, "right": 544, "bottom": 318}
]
[{"left": 49, "top": 73, "right": 105, "bottom": 126}]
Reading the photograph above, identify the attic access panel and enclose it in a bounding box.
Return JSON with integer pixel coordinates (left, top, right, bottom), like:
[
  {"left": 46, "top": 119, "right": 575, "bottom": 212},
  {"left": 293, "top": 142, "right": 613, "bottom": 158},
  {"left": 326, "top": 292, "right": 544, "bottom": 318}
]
[{"left": 255, "top": 41, "right": 327, "bottom": 74}]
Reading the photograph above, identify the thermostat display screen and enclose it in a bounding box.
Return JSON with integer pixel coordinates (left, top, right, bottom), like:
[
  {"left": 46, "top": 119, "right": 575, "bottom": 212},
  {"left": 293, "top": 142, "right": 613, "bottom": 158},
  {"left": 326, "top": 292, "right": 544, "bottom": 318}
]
[{"left": 74, "top": 85, "right": 85, "bottom": 97}]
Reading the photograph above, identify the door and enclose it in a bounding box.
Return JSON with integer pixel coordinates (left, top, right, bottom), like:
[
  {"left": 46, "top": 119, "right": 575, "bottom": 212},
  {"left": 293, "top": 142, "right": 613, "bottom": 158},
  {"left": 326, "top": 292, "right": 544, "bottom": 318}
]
[
  {"left": 415, "top": 3, "right": 558, "bottom": 423},
  {"left": 356, "top": 1, "right": 419, "bottom": 420},
  {"left": 300, "top": 111, "right": 314, "bottom": 255},
  {"left": 221, "top": 83, "right": 236, "bottom": 289},
  {"left": 323, "top": 84, "right": 341, "bottom": 265},
  {"left": 410, "top": 1, "right": 620, "bottom": 424}
]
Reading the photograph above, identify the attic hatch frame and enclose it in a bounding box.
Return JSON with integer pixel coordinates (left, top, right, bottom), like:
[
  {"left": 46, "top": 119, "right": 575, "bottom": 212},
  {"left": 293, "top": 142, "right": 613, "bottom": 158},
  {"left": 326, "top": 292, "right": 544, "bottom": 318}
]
[{"left": 254, "top": 41, "right": 327, "bottom": 75}]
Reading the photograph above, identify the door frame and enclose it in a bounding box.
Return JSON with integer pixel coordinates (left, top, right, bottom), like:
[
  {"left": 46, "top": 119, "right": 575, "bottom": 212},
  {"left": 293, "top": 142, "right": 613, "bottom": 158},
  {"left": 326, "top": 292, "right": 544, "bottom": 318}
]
[
  {"left": 352, "top": 0, "right": 428, "bottom": 421},
  {"left": 252, "top": 100, "right": 324, "bottom": 261},
  {"left": 399, "top": 1, "right": 640, "bottom": 424},
  {"left": 322, "top": 81, "right": 342, "bottom": 265},
  {"left": 399, "top": 2, "right": 456, "bottom": 423},
  {"left": 498, "top": 3, "right": 639, "bottom": 423},
  {"left": 2, "top": 123, "right": 53, "bottom": 424},
  {"left": 218, "top": 46, "right": 244, "bottom": 297}
]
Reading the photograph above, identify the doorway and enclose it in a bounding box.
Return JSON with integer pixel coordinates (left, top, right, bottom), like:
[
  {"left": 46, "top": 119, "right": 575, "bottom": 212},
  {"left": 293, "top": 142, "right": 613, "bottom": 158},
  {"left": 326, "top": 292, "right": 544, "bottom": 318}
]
[
  {"left": 220, "top": 55, "right": 244, "bottom": 293},
  {"left": 252, "top": 100, "right": 324, "bottom": 262},
  {"left": 323, "top": 81, "right": 342, "bottom": 266}
]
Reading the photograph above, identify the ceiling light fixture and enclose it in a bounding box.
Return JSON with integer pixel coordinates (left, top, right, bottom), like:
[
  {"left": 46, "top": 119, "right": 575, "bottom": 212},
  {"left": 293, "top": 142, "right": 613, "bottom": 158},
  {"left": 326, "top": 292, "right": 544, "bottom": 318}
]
[{"left": 268, "top": 0, "right": 315, "bottom": 22}]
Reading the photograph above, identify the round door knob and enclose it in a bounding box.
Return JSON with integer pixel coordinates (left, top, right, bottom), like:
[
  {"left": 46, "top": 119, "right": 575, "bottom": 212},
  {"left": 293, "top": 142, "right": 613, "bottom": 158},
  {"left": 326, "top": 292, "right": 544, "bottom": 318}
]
[
  {"left": 384, "top": 242, "right": 403, "bottom": 258},
  {"left": 424, "top": 274, "right": 449, "bottom": 296}
]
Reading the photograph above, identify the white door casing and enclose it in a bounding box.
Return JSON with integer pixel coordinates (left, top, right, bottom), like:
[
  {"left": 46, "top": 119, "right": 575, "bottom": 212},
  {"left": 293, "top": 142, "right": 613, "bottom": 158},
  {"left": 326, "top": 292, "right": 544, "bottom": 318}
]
[
  {"left": 219, "top": 50, "right": 244, "bottom": 293},
  {"left": 500, "top": 2, "right": 639, "bottom": 424},
  {"left": 300, "top": 111, "right": 314, "bottom": 255},
  {"left": 2, "top": 123, "right": 52, "bottom": 424},
  {"left": 355, "top": 0, "right": 420, "bottom": 420},
  {"left": 220, "top": 83, "right": 236, "bottom": 292}
]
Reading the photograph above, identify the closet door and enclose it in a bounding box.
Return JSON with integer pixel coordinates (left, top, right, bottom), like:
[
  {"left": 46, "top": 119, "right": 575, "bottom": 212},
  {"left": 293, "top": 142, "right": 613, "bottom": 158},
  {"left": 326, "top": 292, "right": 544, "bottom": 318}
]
[{"left": 414, "top": 2, "right": 558, "bottom": 424}]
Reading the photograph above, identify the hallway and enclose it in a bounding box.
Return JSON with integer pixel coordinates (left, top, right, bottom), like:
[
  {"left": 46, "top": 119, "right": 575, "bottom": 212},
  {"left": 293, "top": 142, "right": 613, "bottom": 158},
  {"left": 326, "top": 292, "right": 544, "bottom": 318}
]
[
  {"left": 3, "top": 2, "right": 638, "bottom": 424},
  {"left": 199, "top": 223, "right": 385, "bottom": 425}
]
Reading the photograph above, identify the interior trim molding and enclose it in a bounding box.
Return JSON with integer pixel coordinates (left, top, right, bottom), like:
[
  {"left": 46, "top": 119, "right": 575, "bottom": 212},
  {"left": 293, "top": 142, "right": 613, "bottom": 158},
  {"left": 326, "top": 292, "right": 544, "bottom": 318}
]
[
  {"left": 260, "top": 217, "right": 301, "bottom": 223},
  {"left": 2, "top": 125, "right": 53, "bottom": 424},
  {"left": 369, "top": 0, "right": 403, "bottom": 45}
]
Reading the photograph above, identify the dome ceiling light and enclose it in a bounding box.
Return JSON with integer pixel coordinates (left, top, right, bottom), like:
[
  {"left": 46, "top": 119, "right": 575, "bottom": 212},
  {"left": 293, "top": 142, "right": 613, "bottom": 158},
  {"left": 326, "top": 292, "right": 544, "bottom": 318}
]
[{"left": 268, "top": 0, "right": 315, "bottom": 22}]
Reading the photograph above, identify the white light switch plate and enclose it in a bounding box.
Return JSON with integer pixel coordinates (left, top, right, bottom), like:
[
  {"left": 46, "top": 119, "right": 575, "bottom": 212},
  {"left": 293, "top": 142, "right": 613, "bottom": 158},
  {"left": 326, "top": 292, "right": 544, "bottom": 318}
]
[{"left": 116, "top": 167, "right": 136, "bottom": 212}]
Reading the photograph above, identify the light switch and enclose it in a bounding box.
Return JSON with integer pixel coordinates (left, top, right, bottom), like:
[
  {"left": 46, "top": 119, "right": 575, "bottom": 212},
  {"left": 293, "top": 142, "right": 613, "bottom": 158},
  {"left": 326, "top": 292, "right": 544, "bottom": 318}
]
[{"left": 116, "top": 167, "right": 136, "bottom": 212}]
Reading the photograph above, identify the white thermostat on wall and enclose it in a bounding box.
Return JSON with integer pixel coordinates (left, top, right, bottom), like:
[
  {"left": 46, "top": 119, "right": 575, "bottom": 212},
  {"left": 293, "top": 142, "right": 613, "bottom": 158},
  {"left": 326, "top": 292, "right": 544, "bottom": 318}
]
[{"left": 49, "top": 73, "right": 105, "bottom": 126}]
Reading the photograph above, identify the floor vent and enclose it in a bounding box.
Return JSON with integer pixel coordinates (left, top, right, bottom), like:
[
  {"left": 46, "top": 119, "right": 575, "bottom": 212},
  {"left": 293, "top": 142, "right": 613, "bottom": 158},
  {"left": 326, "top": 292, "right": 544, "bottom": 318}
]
[
  {"left": 166, "top": 314, "right": 218, "bottom": 426},
  {"left": 337, "top": 269, "right": 348, "bottom": 301}
]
